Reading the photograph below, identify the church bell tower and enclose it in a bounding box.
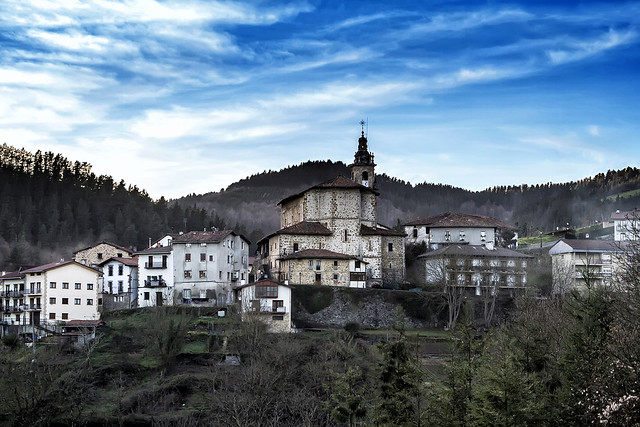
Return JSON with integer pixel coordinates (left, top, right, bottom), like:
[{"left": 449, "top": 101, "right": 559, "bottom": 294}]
[{"left": 350, "top": 120, "right": 376, "bottom": 188}]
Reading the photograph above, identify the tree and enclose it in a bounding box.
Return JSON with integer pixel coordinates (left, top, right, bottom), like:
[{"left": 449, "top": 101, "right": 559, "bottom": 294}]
[{"left": 426, "top": 256, "right": 464, "bottom": 329}]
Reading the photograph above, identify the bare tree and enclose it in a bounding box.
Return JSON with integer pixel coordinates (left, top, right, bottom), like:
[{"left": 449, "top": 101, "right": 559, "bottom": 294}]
[{"left": 426, "top": 257, "right": 464, "bottom": 329}]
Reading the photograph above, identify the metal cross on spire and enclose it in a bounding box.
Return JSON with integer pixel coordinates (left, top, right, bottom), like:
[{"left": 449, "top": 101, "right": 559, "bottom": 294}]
[{"left": 359, "top": 119, "right": 366, "bottom": 133}]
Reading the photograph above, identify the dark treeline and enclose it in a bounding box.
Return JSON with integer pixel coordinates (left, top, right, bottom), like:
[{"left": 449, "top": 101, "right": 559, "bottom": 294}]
[
  {"left": 179, "top": 160, "right": 640, "bottom": 240},
  {"left": 0, "top": 144, "right": 218, "bottom": 270}
]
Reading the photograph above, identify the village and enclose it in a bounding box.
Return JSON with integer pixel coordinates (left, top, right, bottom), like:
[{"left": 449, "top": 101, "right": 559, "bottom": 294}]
[{"left": 1, "top": 130, "right": 637, "bottom": 340}]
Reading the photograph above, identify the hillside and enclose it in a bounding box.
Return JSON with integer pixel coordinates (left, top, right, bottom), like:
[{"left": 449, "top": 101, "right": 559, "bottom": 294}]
[{"left": 177, "top": 160, "right": 640, "bottom": 243}]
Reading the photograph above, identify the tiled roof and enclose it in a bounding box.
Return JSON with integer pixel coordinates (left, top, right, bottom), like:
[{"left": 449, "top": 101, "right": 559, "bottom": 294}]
[
  {"left": 22, "top": 260, "right": 101, "bottom": 274},
  {"left": 360, "top": 224, "right": 406, "bottom": 237},
  {"left": 98, "top": 256, "right": 139, "bottom": 267},
  {"left": 135, "top": 246, "right": 172, "bottom": 255},
  {"left": 418, "top": 244, "right": 533, "bottom": 259},
  {"left": 552, "top": 239, "right": 626, "bottom": 252},
  {"left": 278, "top": 175, "right": 378, "bottom": 206},
  {"left": 0, "top": 271, "right": 23, "bottom": 280},
  {"left": 404, "top": 211, "right": 515, "bottom": 229},
  {"left": 611, "top": 209, "right": 640, "bottom": 220},
  {"left": 236, "top": 277, "right": 289, "bottom": 290},
  {"left": 279, "top": 249, "right": 364, "bottom": 261},
  {"left": 277, "top": 221, "right": 333, "bottom": 236},
  {"left": 172, "top": 230, "right": 234, "bottom": 244}
]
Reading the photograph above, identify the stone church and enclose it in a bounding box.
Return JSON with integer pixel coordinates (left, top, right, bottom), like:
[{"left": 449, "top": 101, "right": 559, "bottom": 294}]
[{"left": 257, "top": 130, "right": 405, "bottom": 287}]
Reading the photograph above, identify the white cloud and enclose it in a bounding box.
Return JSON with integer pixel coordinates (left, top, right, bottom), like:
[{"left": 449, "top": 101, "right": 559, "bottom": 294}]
[
  {"left": 588, "top": 125, "right": 600, "bottom": 136},
  {"left": 547, "top": 28, "right": 637, "bottom": 64}
]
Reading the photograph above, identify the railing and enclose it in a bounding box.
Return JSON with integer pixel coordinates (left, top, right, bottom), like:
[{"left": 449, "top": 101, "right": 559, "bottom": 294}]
[
  {"left": 144, "top": 262, "right": 167, "bottom": 269},
  {"left": 25, "top": 289, "right": 42, "bottom": 295},
  {"left": 0, "top": 291, "right": 25, "bottom": 298},
  {"left": 26, "top": 304, "right": 42, "bottom": 310},
  {"left": 143, "top": 279, "right": 167, "bottom": 287},
  {"left": 251, "top": 307, "right": 287, "bottom": 314}
]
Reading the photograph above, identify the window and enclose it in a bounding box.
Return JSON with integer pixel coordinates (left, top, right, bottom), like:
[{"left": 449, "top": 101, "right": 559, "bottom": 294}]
[
  {"left": 97, "top": 253, "right": 103, "bottom": 260},
  {"left": 74, "top": 298, "right": 81, "bottom": 305},
  {"left": 242, "top": 241, "right": 245, "bottom": 249},
  {"left": 118, "top": 281, "right": 123, "bottom": 292},
  {"left": 199, "top": 270, "right": 206, "bottom": 278},
  {"left": 98, "top": 298, "right": 102, "bottom": 305},
  {"left": 108, "top": 281, "right": 113, "bottom": 293},
  {"left": 209, "top": 255, "right": 214, "bottom": 261},
  {"left": 293, "top": 243, "right": 299, "bottom": 252},
  {"left": 117, "top": 252, "right": 122, "bottom": 257},
  {"left": 49, "top": 313, "right": 55, "bottom": 320},
  {"left": 445, "top": 231, "right": 451, "bottom": 242},
  {"left": 184, "top": 270, "right": 192, "bottom": 279},
  {"left": 184, "top": 289, "right": 191, "bottom": 299},
  {"left": 49, "top": 281, "right": 56, "bottom": 289},
  {"left": 333, "top": 274, "right": 338, "bottom": 280},
  {"left": 62, "top": 313, "right": 68, "bottom": 320},
  {"left": 49, "top": 297, "right": 56, "bottom": 304},
  {"left": 219, "top": 271, "right": 222, "bottom": 279},
  {"left": 255, "top": 285, "right": 278, "bottom": 298},
  {"left": 344, "top": 229, "right": 348, "bottom": 242},
  {"left": 87, "top": 299, "right": 93, "bottom": 305},
  {"left": 315, "top": 260, "right": 321, "bottom": 270},
  {"left": 118, "top": 265, "right": 123, "bottom": 275},
  {"left": 308, "top": 260, "right": 313, "bottom": 270},
  {"left": 272, "top": 300, "right": 284, "bottom": 312},
  {"left": 333, "top": 260, "right": 338, "bottom": 267},
  {"left": 459, "top": 231, "right": 466, "bottom": 241},
  {"left": 227, "top": 255, "right": 231, "bottom": 264},
  {"left": 62, "top": 282, "right": 69, "bottom": 289},
  {"left": 87, "top": 283, "right": 93, "bottom": 290},
  {"left": 62, "top": 298, "right": 68, "bottom": 305},
  {"left": 75, "top": 283, "right": 81, "bottom": 290},
  {"left": 200, "top": 253, "right": 206, "bottom": 262},
  {"left": 388, "top": 243, "right": 394, "bottom": 252},
  {"left": 144, "top": 292, "right": 150, "bottom": 300},
  {"left": 108, "top": 265, "right": 113, "bottom": 276},
  {"left": 185, "top": 253, "right": 191, "bottom": 262},
  {"left": 315, "top": 273, "right": 321, "bottom": 283},
  {"left": 413, "top": 228, "right": 418, "bottom": 238},
  {"left": 355, "top": 260, "right": 361, "bottom": 269},
  {"left": 227, "top": 272, "right": 230, "bottom": 280}
]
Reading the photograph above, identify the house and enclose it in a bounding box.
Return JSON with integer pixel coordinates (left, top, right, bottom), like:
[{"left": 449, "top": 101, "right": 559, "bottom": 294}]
[
  {"left": 73, "top": 241, "right": 133, "bottom": 267},
  {"left": 404, "top": 212, "right": 514, "bottom": 250},
  {"left": 257, "top": 129, "right": 405, "bottom": 287},
  {"left": 171, "top": 230, "right": 250, "bottom": 306},
  {"left": 611, "top": 209, "right": 640, "bottom": 241},
  {"left": 97, "top": 257, "right": 139, "bottom": 310},
  {"left": 0, "top": 270, "right": 29, "bottom": 327},
  {"left": 20, "top": 261, "right": 102, "bottom": 325},
  {"left": 549, "top": 239, "right": 626, "bottom": 294},
  {"left": 236, "top": 278, "right": 292, "bottom": 333},
  {"left": 135, "top": 245, "right": 173, "bottom": 308},
  {"left": 419, "top": 245, "right": 532, "bottom": 295}
]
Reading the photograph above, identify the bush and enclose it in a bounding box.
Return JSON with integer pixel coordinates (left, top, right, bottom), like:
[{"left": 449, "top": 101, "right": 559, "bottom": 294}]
[{"left": 1, "top": 333, "right": 20, "bottom": 348}]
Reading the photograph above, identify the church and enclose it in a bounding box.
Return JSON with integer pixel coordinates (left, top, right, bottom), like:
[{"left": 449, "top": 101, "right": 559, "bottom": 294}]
[{"left": 256, "top": 128, "right": 405, "bottom": 287}]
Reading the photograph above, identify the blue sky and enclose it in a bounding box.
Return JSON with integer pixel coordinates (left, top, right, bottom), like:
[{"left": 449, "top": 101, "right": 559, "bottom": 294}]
[{"left": 1, "top": 1, "right": 638, "bottom": 199}]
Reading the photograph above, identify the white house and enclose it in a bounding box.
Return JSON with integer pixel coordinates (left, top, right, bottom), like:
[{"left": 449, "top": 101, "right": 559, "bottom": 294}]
[
  {"left": 21, "top": 261, "right": 102, "bottom": 324},
  {"left": 0, "top": 271, "right": 30, "bottom": 326},
  {"left": 135, "top": 246, "right": 174, "bottom": 307},
  {"left": 236, "top": 279, "right": 292, "bottom": 333},
  {"left": 98, "top": 256, "right": 139, "bottom": 310},
  {"left": 172, "top": 230, "right": 250, "bottom": 307},
  {"left": 404, "top": 212, "right": 514, "bottom": 250},
  {"left": 549, "top": 239, "right": 626, "bottom": 294},
  {"left": 611, "top": 209, "right": 640, "bottom": 241}
]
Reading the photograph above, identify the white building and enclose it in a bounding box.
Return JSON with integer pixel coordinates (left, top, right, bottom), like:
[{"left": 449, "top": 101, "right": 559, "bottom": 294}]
[
  {"left": 136, "top": 246, "right": 174, "bottom": 307},
  {"left": 98, "top": 256, "right": 139, "bottom": 310},
  {"left": 236, "top": 278, "right": 292, "bottom": 333},
  {"left": 20, "top": 261, "right": 102, "bottom": 324},
  {"left": 404, "top": 212, "right": 514, "bottom": 250},
  {"left": 0, "top": 271, "right": 30, "bottom": 326},
  {"left": 611, "top": 209, "right": 640, "bottom": 241},
  {"left": 172, "top": 230, "right": 250, "bottom": 306}
]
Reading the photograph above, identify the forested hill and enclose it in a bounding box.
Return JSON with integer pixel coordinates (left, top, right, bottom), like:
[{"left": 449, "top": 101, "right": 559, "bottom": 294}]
[
  {"left": 0, "top": 144, "right": 217, "bottom": 270},
  {"left": 177, "top": 161, "right": 640, "bottom": 242},
  {"left": 2, "top": 143, "right": 640, "bottom": 270}
]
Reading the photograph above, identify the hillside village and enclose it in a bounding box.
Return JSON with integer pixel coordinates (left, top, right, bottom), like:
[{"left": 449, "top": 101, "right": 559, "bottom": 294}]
[{"left": 2, "top": 129, "right": 638, "bottom": 339}]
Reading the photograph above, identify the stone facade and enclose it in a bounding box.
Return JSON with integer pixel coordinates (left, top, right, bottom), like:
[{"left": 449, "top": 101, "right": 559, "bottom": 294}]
[
  {"left": 73, "top": 242, "right": 133, "bottom": 267},
  {"left": 257, "top": 131, "right": 405, "bottom": 287}
]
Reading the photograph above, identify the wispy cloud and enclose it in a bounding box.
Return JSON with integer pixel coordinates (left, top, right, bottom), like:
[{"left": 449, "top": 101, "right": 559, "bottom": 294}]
[{"left": 547, "top": 28, "right": 637, "bottom": 64}]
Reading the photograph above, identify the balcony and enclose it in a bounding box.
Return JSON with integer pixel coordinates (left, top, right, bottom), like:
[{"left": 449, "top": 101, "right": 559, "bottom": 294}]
[
  {"left": 144, "top": 262, "right": 167, "bottom": 269},
  {"left": 25, "top": 288, "right": 42, "bottom": 296},
  {"left": 143, "top": 279, "right": 167, "bottom": 287},
  {"left": 26, "top": 304, "right": 42, "bottom": 311},
  {"left": 0, "top": 290, "right": 24, "bottom": 298},
  {"left": 251, "top": 306, "right": 288, "bottom": 315}
]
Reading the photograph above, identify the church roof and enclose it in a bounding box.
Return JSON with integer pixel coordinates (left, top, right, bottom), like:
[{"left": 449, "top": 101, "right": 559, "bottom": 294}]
[
  {"left": 278, "top": 249, "right": 364, "bottom": 261},
  {"left": 278, "top": 175, "right": 378, "bottom": 206},
  {"left": 360, "top": 224, "right": 406, "bottom": 237}
]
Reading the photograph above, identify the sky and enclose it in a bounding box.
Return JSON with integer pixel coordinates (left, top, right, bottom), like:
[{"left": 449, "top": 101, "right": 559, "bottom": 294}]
[{"left": 1, "top": 0, "right": 639, "bottom": 199}]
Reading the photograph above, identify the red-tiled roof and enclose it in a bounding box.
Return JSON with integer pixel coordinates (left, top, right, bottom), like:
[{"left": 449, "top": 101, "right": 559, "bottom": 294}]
[
  {"left": 0, "top": 271, "right": 24, "bottom": 280},
  {"left": 98, "top": 256, "right": 139, "bottom": 267},
  {"left": 404, "top": 212, "right": 515, "bottom": 229},
  {"left": 135, "top": 246, "right": 172, "bottom": 255},
  {"left": 278, "top": 175, "right": 378, "bottom": 206},
  {"left": 551, "top": 239, "right": 627, "bottom": 252},
  {"left": 236, "top": 277, "right": 289, "bottom": 290},
  {"left": 22, "top": 260, "right": 101, "bottom": 274},
  {"left": 360, "top": 224, "right": 406, "bottom": 236},
  {"left": 279, "top": 249, "right": 364, "bottom": 261},
  {"left": 611, "top": 209, "right": 640, "bottom": 220},
  {"left": 276, "top": 221, "right": 333, "bottom": 236},
  {"left": 173, "top": 230, "right": 233, "bottom": 243}
]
